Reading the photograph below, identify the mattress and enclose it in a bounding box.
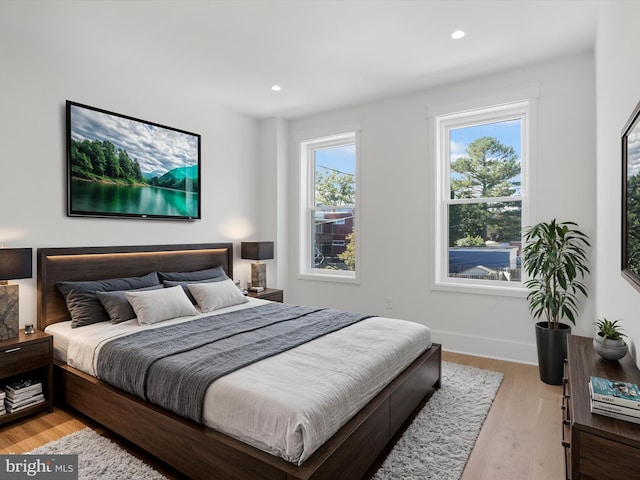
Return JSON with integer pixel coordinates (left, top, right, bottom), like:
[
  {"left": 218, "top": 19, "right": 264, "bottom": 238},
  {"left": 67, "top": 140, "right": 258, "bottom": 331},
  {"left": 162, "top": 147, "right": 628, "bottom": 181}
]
[{"left": 46, "top": 298, "right": 431, "bottom": 465}]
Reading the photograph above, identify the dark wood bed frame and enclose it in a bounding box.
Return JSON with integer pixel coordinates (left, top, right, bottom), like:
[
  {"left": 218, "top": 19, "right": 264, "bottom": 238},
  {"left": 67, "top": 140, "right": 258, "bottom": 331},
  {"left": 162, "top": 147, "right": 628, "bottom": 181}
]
[{"left": 37, "top": 243, "right": 441, "bottom": 480}]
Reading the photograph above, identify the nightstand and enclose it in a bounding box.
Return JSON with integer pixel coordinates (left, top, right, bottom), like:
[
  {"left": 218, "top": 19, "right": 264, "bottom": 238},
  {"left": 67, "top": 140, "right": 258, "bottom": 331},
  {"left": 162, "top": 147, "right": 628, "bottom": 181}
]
[
  {"left": 0, "top": 330, "right": 53, "bottom": 425},
  {"left": 247, "top": 288, "right": 284, "bottom": 303}
]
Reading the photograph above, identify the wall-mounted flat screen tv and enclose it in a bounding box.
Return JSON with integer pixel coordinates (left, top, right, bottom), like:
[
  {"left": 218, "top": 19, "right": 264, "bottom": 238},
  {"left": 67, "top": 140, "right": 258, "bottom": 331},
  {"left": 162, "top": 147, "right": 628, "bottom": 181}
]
[{"left": 66, "top": 100, "right": 201, "bottom": 220}]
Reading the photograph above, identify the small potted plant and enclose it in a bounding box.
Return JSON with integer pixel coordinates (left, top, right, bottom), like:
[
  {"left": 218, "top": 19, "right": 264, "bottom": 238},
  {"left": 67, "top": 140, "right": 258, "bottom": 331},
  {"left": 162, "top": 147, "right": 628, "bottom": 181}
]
[{"left": 593, "top": 318, "right": 628, "bottom": 361}]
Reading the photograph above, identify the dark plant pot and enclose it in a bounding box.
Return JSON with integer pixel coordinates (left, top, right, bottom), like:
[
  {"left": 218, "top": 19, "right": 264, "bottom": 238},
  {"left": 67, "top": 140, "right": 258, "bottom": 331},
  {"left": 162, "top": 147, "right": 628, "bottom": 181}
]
[{"left": 535, "top": 321, "right": 571, "bottom": 385}]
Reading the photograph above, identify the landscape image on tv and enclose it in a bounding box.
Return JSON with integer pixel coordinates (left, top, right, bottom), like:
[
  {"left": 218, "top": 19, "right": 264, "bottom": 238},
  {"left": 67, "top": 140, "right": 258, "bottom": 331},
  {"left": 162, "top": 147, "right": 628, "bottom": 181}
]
[{"left": 67, "top": 101, "right": 201, "bottom": 220}]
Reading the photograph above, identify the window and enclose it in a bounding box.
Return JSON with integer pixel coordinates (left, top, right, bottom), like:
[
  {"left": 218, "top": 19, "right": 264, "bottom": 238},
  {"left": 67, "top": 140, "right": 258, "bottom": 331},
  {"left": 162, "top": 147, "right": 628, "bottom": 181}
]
[
  {"left": 435, "top": 101, "right": 531, "bottom": 292},
  {"left": 300, "top": 132, "right": 359, "bottom": 282}
]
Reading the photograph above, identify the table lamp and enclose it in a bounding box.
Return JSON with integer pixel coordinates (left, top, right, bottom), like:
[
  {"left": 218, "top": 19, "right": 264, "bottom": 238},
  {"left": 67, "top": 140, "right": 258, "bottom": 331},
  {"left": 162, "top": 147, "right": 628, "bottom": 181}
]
[
  {"left": 0, "top": 247, "right": 32, "bottom": 340},
  {"left": 241, "top": 241, "right": 274, "bottom": 290}
]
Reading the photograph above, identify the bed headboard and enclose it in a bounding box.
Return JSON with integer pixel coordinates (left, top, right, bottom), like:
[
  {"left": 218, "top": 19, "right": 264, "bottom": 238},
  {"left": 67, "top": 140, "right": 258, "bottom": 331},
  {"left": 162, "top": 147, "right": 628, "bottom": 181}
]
[{"left": 37, "top": 243, "right": 233, "bottom": 330}]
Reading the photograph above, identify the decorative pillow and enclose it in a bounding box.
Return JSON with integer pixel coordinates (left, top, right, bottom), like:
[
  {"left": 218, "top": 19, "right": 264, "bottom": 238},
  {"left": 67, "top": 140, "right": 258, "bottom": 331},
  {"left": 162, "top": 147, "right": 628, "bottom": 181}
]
[
  {"left": 97, "top": 285, "right": 164, "bottom": 324},
  {"left": 58, "top": 272, "right": 161, "bottom": 328},
  {"left": 126, "top": 285, "right": 198, "bottom": 325},
  {"left": 157, "top": 266, "right": 227, "bottom": 282},
  {"left": 163, "top": 276, "right": 228, "bottom": 304},
  {"left": 188, "top": 279, "right": 248, "bottom": 313}
]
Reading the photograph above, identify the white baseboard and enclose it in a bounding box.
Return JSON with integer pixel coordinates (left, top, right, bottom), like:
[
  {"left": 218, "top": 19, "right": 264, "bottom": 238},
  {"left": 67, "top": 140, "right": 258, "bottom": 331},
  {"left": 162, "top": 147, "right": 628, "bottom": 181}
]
[{"left": 432, "top": 329, "right": 538, "bottom": 365}]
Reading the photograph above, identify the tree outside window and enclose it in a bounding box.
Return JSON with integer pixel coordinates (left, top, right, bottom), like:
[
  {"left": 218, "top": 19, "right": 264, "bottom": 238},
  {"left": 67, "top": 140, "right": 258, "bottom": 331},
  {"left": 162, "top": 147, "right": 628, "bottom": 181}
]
[
  {"left": 313, "top": 144, "right": 356, "bottom": 271},
  {"left": 437, "top": 102, "right": 529, "bottom": 287},
  {"left": 300, "top": 132, "right": 358, "bottom": 281}
]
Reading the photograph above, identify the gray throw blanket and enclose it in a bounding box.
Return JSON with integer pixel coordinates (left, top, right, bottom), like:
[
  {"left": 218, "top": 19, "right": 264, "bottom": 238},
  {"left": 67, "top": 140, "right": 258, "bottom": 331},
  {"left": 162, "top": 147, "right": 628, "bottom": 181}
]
[{"left": 96, "top": 303, "right": 371, "bottom": 423}]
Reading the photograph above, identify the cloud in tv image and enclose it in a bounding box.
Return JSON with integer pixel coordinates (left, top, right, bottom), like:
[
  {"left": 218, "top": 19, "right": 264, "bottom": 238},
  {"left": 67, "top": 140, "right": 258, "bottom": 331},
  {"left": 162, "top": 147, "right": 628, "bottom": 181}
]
[{"left": 67, "top": 101, "right": 201, "bottom": 219}]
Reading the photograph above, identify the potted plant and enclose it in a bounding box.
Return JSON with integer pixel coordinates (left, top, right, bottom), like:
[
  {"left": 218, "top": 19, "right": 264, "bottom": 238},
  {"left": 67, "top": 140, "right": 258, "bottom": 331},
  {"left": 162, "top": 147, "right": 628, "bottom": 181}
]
[
  {"left": 522, "top": 219, "right": 590, "bottom": 385},
  {"left": 593, "top": 318, "right": 628, "bottom": 361}
]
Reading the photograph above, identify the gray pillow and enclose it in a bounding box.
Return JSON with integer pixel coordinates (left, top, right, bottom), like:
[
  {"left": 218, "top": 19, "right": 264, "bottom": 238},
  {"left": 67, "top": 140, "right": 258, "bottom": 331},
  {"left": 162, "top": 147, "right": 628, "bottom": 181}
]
[
  {"left": 163, "top": 276, "right": 228, "bottom": 304},
  {"left": 58, "top": 272, "right": 160, "bottom": 328},
  {"left": 157, "top": 266, "right": 226, "bottom": 282},
  {"left": 188, "top": 279, "right": 248, "bottom": 313},
  {"left": 97, "top": 284, "right": 164, "bottom": 324},
  {"left": 126, "top": 286, "right": 199, "bottom": 325}
]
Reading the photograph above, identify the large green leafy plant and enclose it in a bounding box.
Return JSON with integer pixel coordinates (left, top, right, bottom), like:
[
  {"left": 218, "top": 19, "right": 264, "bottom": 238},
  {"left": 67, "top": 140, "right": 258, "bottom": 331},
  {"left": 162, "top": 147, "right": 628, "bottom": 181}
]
[{"left": 522, "top": 220, "right": 590, "bottom": 329}]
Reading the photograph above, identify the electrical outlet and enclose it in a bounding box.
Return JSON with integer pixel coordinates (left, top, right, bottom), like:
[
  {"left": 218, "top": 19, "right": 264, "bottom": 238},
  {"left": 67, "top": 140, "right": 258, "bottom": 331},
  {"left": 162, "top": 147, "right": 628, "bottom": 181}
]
[{"left": 385, "top": 296, "right": 392, "bottom": 309}]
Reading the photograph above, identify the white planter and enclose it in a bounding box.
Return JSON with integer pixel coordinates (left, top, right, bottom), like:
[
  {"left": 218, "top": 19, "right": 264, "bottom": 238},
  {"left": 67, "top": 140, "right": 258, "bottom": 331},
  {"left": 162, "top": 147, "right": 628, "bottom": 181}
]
[{"left": 593, "top": 333, "right": 628, "bottom": 361}]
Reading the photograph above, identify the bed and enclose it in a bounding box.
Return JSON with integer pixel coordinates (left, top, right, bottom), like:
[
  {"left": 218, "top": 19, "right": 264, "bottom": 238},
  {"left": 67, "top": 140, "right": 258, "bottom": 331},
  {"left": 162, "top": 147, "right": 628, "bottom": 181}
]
[{"left": 37, "top": 243, "right": 441, "bottom": 480}]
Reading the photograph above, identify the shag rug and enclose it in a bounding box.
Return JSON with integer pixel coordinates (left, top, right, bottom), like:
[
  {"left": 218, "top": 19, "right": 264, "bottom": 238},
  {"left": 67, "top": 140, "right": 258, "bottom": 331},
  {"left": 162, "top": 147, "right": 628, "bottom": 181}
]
[
  {"left": 28, "top": 429, "right": 167, "bottom": 480},
  {"left": 372, "top": 361, "right": 503, "bottom": 480},
  {"left": 27, "top": 362, "right": 502, "bottom": 480}
]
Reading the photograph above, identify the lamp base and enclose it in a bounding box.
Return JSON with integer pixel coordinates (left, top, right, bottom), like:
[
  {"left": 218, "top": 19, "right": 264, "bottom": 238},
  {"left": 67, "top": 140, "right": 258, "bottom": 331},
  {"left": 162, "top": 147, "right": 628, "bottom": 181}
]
[
  {"left": 251, "top": 262, "right": 267, "bottom": 289},
  {"left": 0, "top": 283, "right": 19, "bottom": 340}
]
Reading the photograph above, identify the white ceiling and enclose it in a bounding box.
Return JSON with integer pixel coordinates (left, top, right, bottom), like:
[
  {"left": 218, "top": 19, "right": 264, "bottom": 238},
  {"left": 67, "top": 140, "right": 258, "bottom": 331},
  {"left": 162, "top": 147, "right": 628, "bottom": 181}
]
[{"left": 8, "top": 0, "right": 600, "bottom": 119}]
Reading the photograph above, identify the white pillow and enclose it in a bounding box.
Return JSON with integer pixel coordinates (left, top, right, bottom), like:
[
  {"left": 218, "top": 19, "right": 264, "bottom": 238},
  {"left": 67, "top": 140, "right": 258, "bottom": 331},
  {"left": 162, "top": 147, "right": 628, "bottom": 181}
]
[
  {"left": 188, "top": 279, "right": 248, "bottom": 313},
  {"left": 126, "top": 285, "right": 198, "bottom": 325}
]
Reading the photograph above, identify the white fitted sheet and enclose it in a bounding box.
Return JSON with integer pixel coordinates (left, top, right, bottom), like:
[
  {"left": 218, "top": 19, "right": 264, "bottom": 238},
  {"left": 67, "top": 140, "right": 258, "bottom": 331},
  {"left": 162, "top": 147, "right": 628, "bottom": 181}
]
[{"left": 46, "top": 298, "right": 431, "bottom": 465}]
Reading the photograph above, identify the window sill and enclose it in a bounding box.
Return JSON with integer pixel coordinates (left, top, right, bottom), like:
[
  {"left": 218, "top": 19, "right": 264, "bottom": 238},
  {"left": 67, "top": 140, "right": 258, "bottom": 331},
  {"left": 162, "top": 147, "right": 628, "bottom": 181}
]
[
  {"left": 298, "top": 271, "right": 360, "bottom": 285},
  {"left": 432, "top": 279, "right": 527, "bottom": 298}
]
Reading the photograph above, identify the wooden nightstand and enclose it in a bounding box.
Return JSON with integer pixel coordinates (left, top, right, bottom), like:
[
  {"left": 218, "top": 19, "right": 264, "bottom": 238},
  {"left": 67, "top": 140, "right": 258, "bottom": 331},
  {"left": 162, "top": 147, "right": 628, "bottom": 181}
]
[
  {"left": 0, "top": 330, "right": 53, "bottom": 425},
  {"left": 247, "top": 288, "right": 283, "bottom": 303}
]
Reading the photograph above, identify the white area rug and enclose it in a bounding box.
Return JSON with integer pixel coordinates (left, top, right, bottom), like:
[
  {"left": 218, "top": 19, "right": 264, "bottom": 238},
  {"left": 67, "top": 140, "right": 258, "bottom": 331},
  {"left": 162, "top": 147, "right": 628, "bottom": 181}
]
[
  {"left": 373, "top": 361, "right": 503, "bottom": 480},
  {"left": 28, "top": 428, "right": 167, "bottom": 480},
  {"left": 27, "top": 361, "right": 502, "bottom": 480}
]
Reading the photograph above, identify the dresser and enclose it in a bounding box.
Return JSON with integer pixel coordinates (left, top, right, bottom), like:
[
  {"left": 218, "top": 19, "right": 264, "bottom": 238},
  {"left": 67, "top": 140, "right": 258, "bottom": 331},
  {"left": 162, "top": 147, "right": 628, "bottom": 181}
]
[{"left": 564, "top": 335, "right": 640, "bottom": 479}]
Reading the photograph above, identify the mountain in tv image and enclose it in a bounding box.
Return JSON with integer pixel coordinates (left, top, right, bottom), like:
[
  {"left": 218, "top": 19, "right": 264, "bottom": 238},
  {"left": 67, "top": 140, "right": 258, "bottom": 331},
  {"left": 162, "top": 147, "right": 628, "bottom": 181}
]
[{"left": 147, "top": 164, "right": 199, "bottom": 192}]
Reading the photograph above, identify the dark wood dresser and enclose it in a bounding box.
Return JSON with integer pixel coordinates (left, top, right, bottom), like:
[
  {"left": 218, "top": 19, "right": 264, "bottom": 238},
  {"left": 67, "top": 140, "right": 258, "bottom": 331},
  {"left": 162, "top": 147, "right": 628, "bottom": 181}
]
[{"left": 564, "top": 335, "right": 640, "bottom": 479}]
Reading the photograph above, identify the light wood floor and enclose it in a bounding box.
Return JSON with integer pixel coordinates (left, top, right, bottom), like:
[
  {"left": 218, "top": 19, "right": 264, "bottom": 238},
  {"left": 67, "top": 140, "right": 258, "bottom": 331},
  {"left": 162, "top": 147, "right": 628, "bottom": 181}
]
[
  {"left": 0, "top": 352, "right": 565, "bottom": 479},
  {"left": 445, "top": 352, "right": 565, "bottom": 480}
]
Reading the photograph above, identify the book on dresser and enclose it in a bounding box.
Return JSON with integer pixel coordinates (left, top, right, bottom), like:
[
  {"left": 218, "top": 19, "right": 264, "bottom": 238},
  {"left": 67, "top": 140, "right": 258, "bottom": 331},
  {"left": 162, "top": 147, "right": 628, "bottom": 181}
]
[
  {"left": 589, "top": 375, "right": 640, "bottom": 423},
  {"left": 589, "top": 376, "right": 640, "bottom": 408}
]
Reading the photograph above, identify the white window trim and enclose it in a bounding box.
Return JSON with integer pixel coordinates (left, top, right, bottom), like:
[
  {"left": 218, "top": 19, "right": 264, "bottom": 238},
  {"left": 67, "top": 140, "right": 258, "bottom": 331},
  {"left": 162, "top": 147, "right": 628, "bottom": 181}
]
[
  {"left": 431, "top": 100, "right": 537, "bottom": 297},
  {"left": 298, "top": 131, "right": 360, "bottom": 284}
]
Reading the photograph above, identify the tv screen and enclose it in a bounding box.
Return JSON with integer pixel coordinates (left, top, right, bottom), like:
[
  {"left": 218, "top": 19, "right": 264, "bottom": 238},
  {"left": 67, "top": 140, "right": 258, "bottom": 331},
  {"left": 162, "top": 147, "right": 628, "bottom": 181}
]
[{"left": 66, "top": 101, "right": 201, "bottom": 220}]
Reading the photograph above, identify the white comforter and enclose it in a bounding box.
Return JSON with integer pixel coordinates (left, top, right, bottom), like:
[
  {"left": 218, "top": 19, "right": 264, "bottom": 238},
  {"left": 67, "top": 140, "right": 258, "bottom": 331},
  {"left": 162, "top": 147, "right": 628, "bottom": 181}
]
[{"left": 46, "top": 298, "right": 431, "bottom": 465}]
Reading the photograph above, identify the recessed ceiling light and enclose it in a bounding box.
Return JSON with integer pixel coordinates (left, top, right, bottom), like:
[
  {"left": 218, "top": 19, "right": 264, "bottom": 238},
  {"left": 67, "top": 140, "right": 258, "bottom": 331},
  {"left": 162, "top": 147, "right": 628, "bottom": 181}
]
[
  {"left": 451, "top": 30, "right": 465, "bottom": 40},
  {"left": 271, "top": 85, "right": 282, "bottom": 92}
]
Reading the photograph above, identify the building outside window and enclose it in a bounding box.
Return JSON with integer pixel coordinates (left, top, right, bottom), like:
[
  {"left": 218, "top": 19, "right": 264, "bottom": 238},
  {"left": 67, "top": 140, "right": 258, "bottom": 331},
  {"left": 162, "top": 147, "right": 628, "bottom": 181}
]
[
  {"left": 435, "top": 100, "right": 531, "bottom": 292},
  {"left": 300, "top": 132, "right": 359, "bottom": 282}
]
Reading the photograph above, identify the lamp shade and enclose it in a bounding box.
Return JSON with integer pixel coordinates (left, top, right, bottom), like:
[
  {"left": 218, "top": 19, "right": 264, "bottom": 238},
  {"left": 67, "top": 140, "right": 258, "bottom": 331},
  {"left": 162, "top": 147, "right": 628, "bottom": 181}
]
[
  {"left": 241, "top": 242, "right": 274, "bottom": 261},
  {"left": 0, "top": 248, "right": 33, "bottom": 280}
]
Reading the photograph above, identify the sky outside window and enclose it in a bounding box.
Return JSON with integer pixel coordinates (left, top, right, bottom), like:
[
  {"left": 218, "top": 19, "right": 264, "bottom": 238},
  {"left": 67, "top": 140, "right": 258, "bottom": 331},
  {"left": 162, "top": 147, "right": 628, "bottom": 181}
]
[{"left": 315, "top": 145, "right": 356, "bottom": 177}]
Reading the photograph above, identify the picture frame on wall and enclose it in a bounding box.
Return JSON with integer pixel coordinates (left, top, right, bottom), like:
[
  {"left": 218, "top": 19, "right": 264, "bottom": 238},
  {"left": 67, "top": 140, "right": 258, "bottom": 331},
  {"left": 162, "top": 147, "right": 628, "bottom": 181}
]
[
  {"left": 621, "top": 99, "right": 640, "bottom": 290},
  {"left": 66, "top": 100, "right": 201, "bottom": 220}
]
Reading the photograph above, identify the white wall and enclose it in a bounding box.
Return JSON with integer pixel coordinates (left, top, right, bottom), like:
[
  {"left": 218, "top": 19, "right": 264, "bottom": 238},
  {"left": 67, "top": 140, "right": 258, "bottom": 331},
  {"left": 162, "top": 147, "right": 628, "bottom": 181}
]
[
  {"left": 595, "top": 1, "right": 640, "bottom": 365},
  {"left": 1, "top": 4, "right": 261, "bottom": 328},
  {"left": 285, "top": 52, "right": 596, "bottom": 364},
  {"left": 257, "top": 118, "right": 289, "bottom": 294},
  {"left": 1, "top": 1, "right": 600, "bottom": 366}
]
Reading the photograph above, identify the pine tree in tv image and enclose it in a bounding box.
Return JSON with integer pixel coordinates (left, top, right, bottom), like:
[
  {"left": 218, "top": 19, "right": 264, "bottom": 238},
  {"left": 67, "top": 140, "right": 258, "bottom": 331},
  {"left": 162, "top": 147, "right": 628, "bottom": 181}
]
[{"left": 67, "top": 102, "right": 200, "bottom": 219}]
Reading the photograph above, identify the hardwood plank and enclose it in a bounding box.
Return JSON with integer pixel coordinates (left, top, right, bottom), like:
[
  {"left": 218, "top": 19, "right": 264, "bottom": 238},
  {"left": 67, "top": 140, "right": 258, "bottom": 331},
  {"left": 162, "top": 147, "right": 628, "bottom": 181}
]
[{"left": 443, "top": 352, "right": 564, "bottom": 480}]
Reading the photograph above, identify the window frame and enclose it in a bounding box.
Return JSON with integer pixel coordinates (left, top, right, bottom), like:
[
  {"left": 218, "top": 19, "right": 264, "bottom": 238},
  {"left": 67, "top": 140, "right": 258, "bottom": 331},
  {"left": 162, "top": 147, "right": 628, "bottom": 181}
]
[
  {"left": 433, "top": 100, "right": 533, "bottom": 296},
  {"left": 299, "top": 131, "right": 360, "bottom": 284}
]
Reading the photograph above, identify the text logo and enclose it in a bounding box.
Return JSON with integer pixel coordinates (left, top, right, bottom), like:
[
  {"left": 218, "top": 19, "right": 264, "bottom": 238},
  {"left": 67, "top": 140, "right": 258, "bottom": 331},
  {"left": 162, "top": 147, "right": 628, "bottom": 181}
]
[{"left": 0, "top": 455, "right": 78, "bottom": 479}]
